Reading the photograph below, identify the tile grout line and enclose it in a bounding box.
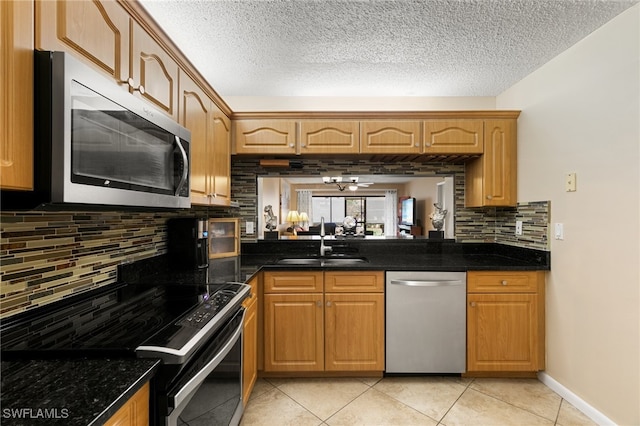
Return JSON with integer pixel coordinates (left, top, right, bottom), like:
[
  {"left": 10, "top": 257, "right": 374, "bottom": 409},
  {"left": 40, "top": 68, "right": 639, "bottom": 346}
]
[
  {"left": 465, "top": 382, "right": 559, "bottom": 424},
  {"left": 436, "top": 377, "right": 476, "bottom": 425}
]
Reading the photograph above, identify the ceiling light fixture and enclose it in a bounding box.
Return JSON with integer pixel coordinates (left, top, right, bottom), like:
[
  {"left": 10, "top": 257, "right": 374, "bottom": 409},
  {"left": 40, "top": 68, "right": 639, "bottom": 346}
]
[{"left": 323, "top": 176, "right": 373, "bottom": 192}]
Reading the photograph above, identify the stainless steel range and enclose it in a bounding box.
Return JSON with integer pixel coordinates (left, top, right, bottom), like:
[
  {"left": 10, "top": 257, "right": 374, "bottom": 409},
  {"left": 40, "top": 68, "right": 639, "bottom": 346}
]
[{"left": 1, "top": 256, "right": 249, "bottom": 426}]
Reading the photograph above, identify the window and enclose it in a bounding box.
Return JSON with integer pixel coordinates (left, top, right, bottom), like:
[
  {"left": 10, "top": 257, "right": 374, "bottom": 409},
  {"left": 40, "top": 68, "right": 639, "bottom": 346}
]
[{"left": 311, "top": 196, "right": 385, "bottom": 235}]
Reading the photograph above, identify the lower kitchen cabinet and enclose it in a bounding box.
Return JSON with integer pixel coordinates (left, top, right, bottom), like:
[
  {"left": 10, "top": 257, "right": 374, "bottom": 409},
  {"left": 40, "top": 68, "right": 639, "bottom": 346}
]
[
  {"left": 263, "top": 292, "right": 324, "bottom": 372},
  {"left": 466, "top": 271, "right": 545, "bottom": 373},
  {"left": 103, "top": 382, "right": 149, "bottom": 426},
  {"left": 324, "top": 293, "right": 385, "bottom": 371},
  {"left": 242, "top": 275, "right": 259, "bottom": 404},
  {"left": 262, "top": 270, "right": 385, "bottom": 373}
]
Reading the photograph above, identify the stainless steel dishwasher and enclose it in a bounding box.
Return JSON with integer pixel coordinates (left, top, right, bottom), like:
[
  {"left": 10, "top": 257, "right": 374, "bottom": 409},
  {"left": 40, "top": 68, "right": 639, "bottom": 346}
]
[{"left": 386, "top": 271, "right": 466, "bottom": 373}]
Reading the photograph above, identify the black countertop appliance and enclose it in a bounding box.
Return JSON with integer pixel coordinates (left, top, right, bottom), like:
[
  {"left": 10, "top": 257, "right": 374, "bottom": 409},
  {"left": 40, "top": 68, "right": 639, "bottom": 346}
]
[{"left": 168, "top": 217, "right": 209, "bottom": 271}]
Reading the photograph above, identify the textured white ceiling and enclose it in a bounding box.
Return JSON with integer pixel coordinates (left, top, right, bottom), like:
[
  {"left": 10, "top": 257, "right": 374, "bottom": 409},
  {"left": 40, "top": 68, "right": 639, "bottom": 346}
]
[{"left": 139, "top": 0, "right": 637, "bottom": 98}]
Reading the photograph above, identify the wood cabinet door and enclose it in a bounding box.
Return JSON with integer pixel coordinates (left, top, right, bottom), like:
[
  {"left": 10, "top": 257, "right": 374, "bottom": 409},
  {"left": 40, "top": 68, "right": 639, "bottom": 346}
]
[
  {"left": 103, "top": 382, "right": 149, "bottom": 426},
  {"left": 36, "top": 0, "right": 130, "bottom": 85},
  {"left": 299, "top": 121, "right": 359, "bottom": 154},
  {"left": 1, "top": 0, "right": 34, "bottom": 190},
  {"left": 324, "top": 293, "right": 385, "bottom": 371},
  {"left": 465, "top": 119, "right": 517, "bottom": 207},
  {"left": 263, "top": 293, "right": 324, "bottom": 372},
  {"left": 179, "top": 73, "right": 211, "bottom": 205},
  {"left": 234, "top": 120, "right": 297, "bottom": 154},
  {"left": 360, "top": 121, "right": 422, "bottom": 154},
  {"left": 423, "top": 120, "right": 483, "bottom": 154},
  {"left": 211, "top": 106, "right": 231, "bottom": 206},
  {"left": 131, "top": 22, "right": 179, "bottom": 120},
  {"left": 263, "top": 271, "right": 324, "bottom": 293},
  {"left": 467, "top": 293, "right": 540, "bottom": 371},
  {"left": 482, "top": 119, "right": 517, "bottom": 206},
  {"left": 242, "top": 295, "right": 258, "bottom": 404}
]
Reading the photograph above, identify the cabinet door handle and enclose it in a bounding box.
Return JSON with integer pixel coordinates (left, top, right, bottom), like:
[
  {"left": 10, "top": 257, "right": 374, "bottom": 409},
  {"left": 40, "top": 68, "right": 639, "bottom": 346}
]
[
  {"left": 289, "top": 143, "right": 295, "bottom": 148},
  {"left": 486, "top": 195, "right": 493, "bottom": 200},
  {"left": 316, "top": 301, "right": 322, "bottom": 307},
  {"left": 501, "top": 280, "right": 508, "bottom": 286},
  {"left": 470, "top": 301, "right": 476, "bottom": 307},
  {"left": 326, "top": 301, "right": 332, "bottom": 307}
]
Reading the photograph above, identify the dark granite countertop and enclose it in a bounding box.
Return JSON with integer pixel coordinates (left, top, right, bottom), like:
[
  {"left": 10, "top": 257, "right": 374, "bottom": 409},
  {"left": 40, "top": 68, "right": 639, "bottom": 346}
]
[
  {"left": 0, "top": 357, "right": 159, "bottom": 426},
  {"left": 240, "top": 240, "right": 550, "bottom": 278}
]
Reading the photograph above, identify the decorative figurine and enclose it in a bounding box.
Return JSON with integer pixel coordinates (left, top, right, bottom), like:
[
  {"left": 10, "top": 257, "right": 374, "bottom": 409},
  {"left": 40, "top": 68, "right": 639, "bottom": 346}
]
[
  {"left": 264, "top": 205, "right": 278, "bottom": 231},
  {"left": 430, "top": 203, "right": 447, "bottom": 231}
]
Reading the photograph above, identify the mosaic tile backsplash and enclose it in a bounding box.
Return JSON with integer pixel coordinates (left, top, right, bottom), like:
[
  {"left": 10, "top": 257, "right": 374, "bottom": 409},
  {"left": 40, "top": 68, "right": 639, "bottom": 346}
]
[
  {"left": 0, "top": 211, "right": 174, "bottom": 318},
  {"left": 1, "top": 158, "right": 548, "bottom": 318}
]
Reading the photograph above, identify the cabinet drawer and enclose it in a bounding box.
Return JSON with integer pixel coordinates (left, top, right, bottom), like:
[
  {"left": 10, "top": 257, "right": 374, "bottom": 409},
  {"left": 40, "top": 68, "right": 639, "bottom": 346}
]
[
  {"left": 324, "top": 271, "right": 384, "bottom": 293},
  {"left": 467, "top": 271, "right": 543, "bottom": 293},
  {"left": 264, "top": 271, "right": 324, "bottom": 293}
]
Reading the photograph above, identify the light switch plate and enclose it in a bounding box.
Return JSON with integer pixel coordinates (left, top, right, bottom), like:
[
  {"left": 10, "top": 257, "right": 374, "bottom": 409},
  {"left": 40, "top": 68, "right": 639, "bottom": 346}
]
[
  {"left": 566, "top": 173, "right": 577, "bottom": 192},
  {"left": 515, "top": 220, "right": 523, "bottom": 236},
  {"left": 246, "top": 221, "right": 254, "bottom": 234},
  {"left": 554, "top": 223, "right": 564, "bottom": 240}
]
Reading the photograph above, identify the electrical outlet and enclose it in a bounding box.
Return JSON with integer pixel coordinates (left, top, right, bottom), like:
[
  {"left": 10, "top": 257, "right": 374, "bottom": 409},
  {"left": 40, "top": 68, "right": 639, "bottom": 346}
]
[
  {"left": 246, "top": 221, "right": 254, "bottom": 234},
  {"left": 515, "top": 220, "right": 523, "bottom": 236}
]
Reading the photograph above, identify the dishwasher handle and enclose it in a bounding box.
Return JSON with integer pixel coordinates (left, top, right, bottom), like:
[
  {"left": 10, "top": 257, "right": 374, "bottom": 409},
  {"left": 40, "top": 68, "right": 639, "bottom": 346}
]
[{"left": 389, "top": 279, "right": 463, "bottom": 287}]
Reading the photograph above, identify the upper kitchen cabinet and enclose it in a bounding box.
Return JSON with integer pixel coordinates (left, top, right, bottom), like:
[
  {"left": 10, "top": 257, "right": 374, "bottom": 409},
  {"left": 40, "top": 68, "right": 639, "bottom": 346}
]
[
  {"left": 36, "top": 0, "right": 178, "bottom": 120},
  {"left": 465, "top": 119, "right": 517, "bottom": 207},
  {"left": 299, "top": 120, "right": 360, "bottom": 154},
  {"left": 423, "top": 120, "right": 484, "bottom": 154},
  {"left": 360, "top": 120, "right": 422, "bottom": 154},
  {"left": 1, "top": 0, "right": 34, "bottom": 191},
  {"left": 36, "top": 0, "right": 130, "bottom": 85},
  {"left": 130, "top": 22, "right": 179, "bottom": 120},
  {"left": 233, "top": 120, "right": 297, "bottom": 154},
  {"left": 211, "top": 108, "right": 232, "bottom": 205},
  {"left": 180, "top": 73, "right": 230, "bottom": 206}
]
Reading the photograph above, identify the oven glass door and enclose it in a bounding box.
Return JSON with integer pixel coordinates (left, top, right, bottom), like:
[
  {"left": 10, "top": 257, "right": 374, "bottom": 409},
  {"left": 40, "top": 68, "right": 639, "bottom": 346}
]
[
  {"left": 70, "top": 80, "right": 188, "bottom": 196},
  {"left": 166, "top": 308, "right": 244, "bottom": 426}
]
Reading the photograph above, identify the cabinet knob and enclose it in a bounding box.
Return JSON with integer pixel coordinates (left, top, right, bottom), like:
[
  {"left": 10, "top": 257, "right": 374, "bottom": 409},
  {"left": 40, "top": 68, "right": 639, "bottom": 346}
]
[
  {"left": 316, "top": 301, "right": 322, "bottom": 307},
  {"left": 326, "top": 301, "right": 332, "bottom": 307},
  {"left": 301, "top": 143, "right": 307, "bottom": 148},
  {"left": 425, "top": 142, "right": 431, "bottom": 147},
  {"left": 486, "top": 195, "right": 493, "bottom": 200},
  {"left": 501, "top": 280, "right": 508, "bottom": 286},
  {"left": 470, "top": 301, "right": 476, "bottom": 307},
  {"left": 415, "top": 142, "right": 420, "bottom": 147},
  {"left": 289, "top": 143, "right": 295, "bottom": 148},
  {"left": 123, "top": 77, "right": 145, "bottom": 94}
]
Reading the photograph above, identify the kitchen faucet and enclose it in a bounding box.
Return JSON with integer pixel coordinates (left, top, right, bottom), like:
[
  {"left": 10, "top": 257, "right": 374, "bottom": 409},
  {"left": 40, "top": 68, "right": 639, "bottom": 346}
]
[{"left": 320, "top": 217, "right": 333, "bottom": 257}]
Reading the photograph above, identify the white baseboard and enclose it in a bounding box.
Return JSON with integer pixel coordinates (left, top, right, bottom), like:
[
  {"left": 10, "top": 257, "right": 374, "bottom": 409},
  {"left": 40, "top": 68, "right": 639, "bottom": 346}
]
[{"left": 537, "top": 372, "right": 616, "bottom": 426}]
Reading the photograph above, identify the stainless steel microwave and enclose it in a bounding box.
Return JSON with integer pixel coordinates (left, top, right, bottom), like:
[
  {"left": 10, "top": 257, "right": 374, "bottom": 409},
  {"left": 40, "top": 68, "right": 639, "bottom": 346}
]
[{"left": 28, "top": 50, "right": 191, "bottom": 209}]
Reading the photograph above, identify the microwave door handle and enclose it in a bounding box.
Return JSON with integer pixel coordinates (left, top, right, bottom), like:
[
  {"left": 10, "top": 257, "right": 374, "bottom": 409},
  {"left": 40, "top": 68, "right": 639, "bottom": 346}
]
[{"left": 174, "top": 136, "right": 189, "bottom": 196}]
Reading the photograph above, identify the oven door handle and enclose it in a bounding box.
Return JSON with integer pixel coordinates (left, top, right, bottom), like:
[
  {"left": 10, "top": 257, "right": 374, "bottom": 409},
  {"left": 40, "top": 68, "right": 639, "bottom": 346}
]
[{"left": 171, "top": 309, "right": 245, "bottom": 410}]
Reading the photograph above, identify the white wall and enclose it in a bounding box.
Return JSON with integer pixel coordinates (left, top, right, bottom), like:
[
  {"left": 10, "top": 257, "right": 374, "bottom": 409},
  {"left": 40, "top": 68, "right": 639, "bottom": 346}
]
[{"left": 497, "top": 5, "right": 639, "bottom": 425}]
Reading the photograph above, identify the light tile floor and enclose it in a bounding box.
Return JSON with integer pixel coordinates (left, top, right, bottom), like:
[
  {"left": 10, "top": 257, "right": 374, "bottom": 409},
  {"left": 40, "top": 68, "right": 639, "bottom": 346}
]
[{"left": 240, "top": 376, "right": 597, "bottom": 426}]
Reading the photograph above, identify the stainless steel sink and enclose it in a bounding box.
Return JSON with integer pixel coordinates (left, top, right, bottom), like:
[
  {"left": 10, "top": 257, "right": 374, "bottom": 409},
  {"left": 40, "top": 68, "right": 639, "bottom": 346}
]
[
  {"left": 276, "top": 256, "right": 368, "bottom": 266},
  {"left": 275, "top": 258, "right": 322, "bottom": 266},
  {"left": 322, "top": 257, "right": 368, "bottom": 265}
]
